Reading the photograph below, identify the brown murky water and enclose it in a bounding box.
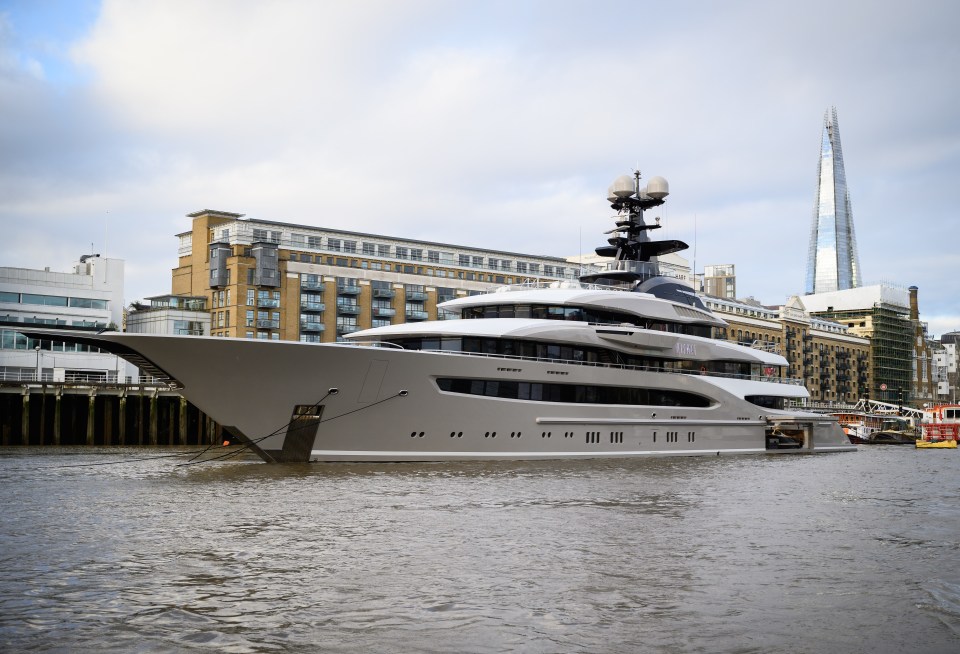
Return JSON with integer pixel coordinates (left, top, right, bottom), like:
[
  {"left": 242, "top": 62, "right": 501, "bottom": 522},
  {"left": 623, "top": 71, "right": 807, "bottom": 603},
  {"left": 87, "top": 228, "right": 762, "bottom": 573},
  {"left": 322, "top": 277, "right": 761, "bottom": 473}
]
[{"left": 1, "top": 446, "right": 958, "bottom": 653}]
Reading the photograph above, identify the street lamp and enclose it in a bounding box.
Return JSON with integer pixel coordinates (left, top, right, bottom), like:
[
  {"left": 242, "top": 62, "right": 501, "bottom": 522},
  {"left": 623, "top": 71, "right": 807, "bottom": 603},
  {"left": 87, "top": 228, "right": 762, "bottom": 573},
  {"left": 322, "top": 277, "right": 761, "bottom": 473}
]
[{"left": 34, "top": 345, "right": 41, "bottom": 381}]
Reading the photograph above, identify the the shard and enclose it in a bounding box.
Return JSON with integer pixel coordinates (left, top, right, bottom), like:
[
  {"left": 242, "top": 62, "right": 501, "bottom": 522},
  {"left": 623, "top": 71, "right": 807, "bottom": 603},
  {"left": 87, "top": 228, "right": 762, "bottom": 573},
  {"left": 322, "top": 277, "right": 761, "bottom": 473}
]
[{"left": 805, "top": 107, "right": 861, "bottom": 295}]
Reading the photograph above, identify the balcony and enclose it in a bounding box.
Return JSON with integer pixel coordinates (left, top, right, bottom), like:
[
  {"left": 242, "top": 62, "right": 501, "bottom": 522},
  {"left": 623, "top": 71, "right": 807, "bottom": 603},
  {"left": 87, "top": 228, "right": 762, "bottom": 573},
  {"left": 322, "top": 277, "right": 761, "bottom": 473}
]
[
  {"left": 256, "top": 319, "right": 280, "bottom": 329},
  {"left": 372, "top": 288, "right": 395, "bottom": 299},
  {"left": 257, "top": 298, "right": 280, "bottom": 308},
  {"left": 301, "top": 279, "right": 325, "bottom": 291},
  {"left": 336, "top": 303, "right": 360, "bottom": 315},
  {"left": 405, "top": 290, "right": 428, "bottom": 301},
  {"left": 300, "top": 301, "right": 326, "bottom": 312},
  {"left": 336, "top": 325, "right": 361, "bottom": 335},
  {"left": 337, "top": 284, "right": 361, "bottom": 296},
  {"left": 406, "top": 309, "right": 429, "bottom": 321},
  {"left": 373, "top": 307, "right": 396, "bottom": 318},
  {"left": 300, "top": 321, "right": 325, "bottom": 333}
]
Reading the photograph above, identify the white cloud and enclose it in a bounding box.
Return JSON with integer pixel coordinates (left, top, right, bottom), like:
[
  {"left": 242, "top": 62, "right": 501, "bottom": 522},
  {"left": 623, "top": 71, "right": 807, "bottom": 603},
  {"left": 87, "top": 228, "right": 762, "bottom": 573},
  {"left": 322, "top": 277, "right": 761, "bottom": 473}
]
[{"left": 0, "top": 0, "right": 957, "bottom": 332}]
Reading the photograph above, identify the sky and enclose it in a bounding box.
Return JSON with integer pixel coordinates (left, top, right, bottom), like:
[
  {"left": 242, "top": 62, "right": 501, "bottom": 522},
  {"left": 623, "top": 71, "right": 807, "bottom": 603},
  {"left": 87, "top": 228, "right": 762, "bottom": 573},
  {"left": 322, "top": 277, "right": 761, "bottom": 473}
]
[{"left": 1, "top": 0, "right": 958, "bottom": 336}]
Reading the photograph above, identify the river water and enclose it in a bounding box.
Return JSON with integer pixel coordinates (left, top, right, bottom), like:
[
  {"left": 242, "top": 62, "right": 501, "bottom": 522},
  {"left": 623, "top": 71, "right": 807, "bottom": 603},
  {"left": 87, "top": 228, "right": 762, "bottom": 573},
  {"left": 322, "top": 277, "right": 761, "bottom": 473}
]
[{"left": 1, "top": 446, "right": 958, "bottom": 653}]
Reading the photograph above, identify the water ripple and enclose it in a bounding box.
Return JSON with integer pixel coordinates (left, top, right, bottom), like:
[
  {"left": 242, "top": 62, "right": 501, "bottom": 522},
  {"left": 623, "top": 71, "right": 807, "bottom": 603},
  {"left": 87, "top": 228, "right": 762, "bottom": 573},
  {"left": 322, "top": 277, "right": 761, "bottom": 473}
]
[{"left": 1, "top": 447, "right": 959, "bottom": 652}]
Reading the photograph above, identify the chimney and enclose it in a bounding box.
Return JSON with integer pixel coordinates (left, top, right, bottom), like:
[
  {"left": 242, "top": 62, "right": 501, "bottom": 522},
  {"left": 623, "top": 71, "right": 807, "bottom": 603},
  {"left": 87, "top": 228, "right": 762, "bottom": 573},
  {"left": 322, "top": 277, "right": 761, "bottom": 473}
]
[{"left": 909, "top": 286, "right": 919, "bottom": 321}]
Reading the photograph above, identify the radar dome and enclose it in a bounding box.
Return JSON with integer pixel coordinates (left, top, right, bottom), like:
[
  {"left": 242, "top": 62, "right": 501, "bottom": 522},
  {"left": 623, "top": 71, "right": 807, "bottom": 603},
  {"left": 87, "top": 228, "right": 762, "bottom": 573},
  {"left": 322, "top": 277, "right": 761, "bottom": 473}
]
[
  {"left": 645, "top": 176, "right": 669, "bottom": 199},
  {"left": 609, "top": 175, "right": 636, "bottom": 198}
]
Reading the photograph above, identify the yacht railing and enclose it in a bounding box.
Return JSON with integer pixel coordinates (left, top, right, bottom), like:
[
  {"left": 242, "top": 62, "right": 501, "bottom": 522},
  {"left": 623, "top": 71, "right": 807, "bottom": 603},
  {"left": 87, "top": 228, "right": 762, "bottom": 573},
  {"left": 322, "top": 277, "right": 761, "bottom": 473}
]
[
  {"left": 348, "top": 342, "right": 803, "bottom": 386},
  {"left": 493, "top": 279, "right": 630, "bottom": 294}
]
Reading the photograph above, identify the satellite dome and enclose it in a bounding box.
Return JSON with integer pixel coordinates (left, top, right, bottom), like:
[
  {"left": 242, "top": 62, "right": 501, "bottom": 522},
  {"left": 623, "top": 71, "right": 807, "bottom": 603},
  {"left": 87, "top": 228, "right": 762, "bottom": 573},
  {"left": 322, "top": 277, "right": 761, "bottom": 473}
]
[
  {"left": 609, "top": 175, "right": 636, "bottom": 198},
  {"left": 645, "top": 176, "right": 669, "bottom": 199}
]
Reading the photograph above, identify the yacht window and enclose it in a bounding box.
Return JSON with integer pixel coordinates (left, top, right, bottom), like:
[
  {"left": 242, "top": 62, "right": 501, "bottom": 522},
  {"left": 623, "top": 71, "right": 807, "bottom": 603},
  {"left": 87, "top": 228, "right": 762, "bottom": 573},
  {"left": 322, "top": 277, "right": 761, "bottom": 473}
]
[
  {"left": 745, "top": 396, "right": 785, "bottom": 410},
  {"left": 437, "top": 378, "right": 711, "bottom": 407}
]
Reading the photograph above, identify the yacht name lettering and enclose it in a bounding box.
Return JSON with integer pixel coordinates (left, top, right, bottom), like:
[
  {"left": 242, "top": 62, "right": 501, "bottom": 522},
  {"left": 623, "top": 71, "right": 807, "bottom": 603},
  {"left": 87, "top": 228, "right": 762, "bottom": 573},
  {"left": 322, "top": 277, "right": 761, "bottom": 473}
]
[{"left": 674, "top": 343, "right": 697, "bottom": 356}]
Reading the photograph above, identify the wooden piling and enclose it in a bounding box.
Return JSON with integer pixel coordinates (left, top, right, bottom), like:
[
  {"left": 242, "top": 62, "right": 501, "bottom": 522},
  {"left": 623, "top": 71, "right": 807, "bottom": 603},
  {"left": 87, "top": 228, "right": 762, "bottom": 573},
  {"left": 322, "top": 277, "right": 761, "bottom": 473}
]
[{"left": 86, "top": 391, "right": 96, "bottom": 446}]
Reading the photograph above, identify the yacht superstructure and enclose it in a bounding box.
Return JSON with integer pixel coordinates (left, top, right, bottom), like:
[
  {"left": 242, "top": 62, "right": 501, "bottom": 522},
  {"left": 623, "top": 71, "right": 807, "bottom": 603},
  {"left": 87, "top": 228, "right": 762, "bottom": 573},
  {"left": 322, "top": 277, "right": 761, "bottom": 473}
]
[{"left": 19, "top": 171, "right": 854, "bottom": 461}]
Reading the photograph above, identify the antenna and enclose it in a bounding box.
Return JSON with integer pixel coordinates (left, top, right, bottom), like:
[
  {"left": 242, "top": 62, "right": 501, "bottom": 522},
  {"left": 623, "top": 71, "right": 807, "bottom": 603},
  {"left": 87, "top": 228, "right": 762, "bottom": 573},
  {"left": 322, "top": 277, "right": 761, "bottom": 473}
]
[
  {"left": 578, "top": 226, "right": 583, "bottom": 275},
  {"left": 693, "top": 214, "right": 698, "bottom": 289}
]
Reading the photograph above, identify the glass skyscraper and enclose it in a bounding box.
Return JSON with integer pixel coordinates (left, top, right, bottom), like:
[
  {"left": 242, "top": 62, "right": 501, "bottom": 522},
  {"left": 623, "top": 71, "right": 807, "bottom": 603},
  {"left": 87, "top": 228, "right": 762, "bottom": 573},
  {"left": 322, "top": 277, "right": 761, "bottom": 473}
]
[{"left": 805, "top": 107, "right": 861, "bottom": 295}]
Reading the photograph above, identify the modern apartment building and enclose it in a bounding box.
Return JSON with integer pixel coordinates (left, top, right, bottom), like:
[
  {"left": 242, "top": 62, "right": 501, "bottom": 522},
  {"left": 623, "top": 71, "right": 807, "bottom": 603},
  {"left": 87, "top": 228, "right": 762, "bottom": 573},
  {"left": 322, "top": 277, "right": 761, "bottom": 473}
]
[
  {"left": 805, "top": 107, "right": 862, "bottom": 295},
  {"left": 939, "top": 332, "right": 959, "bottom": 402},
  {"left": 702, "top": 264, "right": 736, "bottom": 299},
  {"left": 126, "top": 294, "right": 210, "bottom": 336},
  {"left": 172, "top": 209, "right": 594, "bottom": 342},
  {"left": 701, "top": 294, "right": 871, "bottom": 404}
]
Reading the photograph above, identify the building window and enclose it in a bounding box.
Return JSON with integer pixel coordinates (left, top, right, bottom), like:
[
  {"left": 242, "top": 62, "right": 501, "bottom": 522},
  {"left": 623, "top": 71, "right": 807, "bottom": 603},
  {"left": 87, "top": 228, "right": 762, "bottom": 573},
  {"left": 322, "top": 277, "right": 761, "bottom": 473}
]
[
  {"left": 343, "top": 240, "right": 357, "bottom": 253},
  {"left": 378, "top": 244, "right": 391, "bottom": 257},
  {"left": 328, "top": 238, "right": 341, "bottom": 251},
  {"left": 395, "top": 246, "right": 408, "bottom": 259},
  {"left": 362, "top": 242, "right": 375, "bottom": 255},
  {"left": 246, "top": 289, "right": 255, "bottom": 306},
  {"left": 410, "top": 249, "right": 423, "bottom": 261},
  {"left": 307, "top": 236, "right": 322, "bottom": 249}
]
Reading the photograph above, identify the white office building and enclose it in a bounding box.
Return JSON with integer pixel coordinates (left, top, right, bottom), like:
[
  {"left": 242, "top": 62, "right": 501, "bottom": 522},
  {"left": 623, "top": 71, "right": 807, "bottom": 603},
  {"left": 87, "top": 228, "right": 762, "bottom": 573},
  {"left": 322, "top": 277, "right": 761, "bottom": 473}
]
[{"left": 0, "top": 255, "right": 136, "bottom": 382}]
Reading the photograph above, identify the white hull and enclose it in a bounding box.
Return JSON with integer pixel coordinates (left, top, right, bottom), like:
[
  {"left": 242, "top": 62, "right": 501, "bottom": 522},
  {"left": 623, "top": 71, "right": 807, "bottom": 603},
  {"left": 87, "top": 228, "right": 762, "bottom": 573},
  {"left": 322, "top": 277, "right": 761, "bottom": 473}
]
[{"left": 54, "top": 332, "right": 854, "bottom": 462}]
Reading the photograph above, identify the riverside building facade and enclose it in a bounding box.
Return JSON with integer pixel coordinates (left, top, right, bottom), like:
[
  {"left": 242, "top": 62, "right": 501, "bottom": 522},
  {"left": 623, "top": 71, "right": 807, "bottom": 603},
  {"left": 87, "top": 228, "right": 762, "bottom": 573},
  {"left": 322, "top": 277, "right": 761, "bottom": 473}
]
[
  {"left": 172, "top": 210, "right": 594, "bottom": 342},
  {"left": 700, "top": 294, "right": 871, "bottom": 404},
  {"left": 801, "top": 284, "right": 937, "bottom": 405}
]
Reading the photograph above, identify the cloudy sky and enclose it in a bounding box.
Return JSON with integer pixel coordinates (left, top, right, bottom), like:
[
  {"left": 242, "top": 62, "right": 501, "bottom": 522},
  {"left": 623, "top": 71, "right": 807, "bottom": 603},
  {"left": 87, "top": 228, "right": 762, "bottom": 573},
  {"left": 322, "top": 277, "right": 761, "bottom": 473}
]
[{"left": 2, "top": 0, "right": 958, "bottom": 335}]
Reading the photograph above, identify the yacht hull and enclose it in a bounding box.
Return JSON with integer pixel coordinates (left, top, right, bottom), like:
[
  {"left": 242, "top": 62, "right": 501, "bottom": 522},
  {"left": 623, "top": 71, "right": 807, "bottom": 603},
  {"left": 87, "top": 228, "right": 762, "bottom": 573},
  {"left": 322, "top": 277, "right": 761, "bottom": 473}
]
[{"left": 29, "top": 331, "right": 854, "bottom": 462}]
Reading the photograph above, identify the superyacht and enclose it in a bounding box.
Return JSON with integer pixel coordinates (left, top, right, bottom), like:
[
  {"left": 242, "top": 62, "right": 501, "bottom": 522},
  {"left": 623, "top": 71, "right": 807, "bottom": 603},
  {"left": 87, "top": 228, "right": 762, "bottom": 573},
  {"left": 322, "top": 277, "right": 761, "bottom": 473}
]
[{"left": 22, "top": 172, "right": 854, "bottom": 462}]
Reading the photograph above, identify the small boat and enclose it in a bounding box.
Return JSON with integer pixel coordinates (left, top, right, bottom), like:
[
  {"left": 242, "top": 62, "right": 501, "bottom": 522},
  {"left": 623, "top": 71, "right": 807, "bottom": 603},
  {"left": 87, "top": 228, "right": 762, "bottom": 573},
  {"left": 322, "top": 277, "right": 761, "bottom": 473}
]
[
  {"left": 836, "top": 412, "right": 913, "bottom": 445},
  {"left": 861, "top": 431, "right": 916, "bottom": 445},
  {"left": 916, "top": 439, "right": 957, "bottom": 449},
  {"left": 916, "top": 404, "right": 960, "bottom": 449}
]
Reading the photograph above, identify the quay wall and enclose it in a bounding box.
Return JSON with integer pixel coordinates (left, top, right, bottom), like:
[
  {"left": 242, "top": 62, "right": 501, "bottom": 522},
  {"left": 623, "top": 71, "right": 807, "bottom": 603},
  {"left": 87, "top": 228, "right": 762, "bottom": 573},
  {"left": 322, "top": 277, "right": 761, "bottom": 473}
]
[{"left": 0, "top": 382, "right": 224, "bottom": 447}]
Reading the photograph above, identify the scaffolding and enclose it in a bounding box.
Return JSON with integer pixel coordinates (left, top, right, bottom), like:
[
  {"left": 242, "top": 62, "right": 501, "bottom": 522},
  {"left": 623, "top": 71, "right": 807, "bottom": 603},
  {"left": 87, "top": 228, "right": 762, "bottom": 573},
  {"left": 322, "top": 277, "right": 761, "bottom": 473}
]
[{"left": 812, "top": 302, "right": 913, "bottom": 404}]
